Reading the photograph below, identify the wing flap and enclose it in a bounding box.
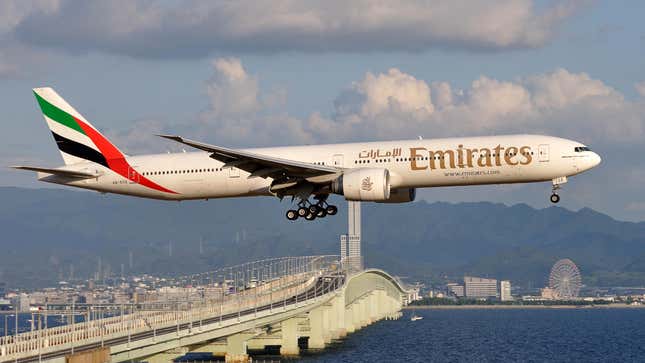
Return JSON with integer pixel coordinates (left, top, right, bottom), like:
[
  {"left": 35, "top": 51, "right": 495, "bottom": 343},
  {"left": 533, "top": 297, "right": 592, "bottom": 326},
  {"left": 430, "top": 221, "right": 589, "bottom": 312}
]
[{"left": 12, "top": 166, "right": 101, "bottom": 179}]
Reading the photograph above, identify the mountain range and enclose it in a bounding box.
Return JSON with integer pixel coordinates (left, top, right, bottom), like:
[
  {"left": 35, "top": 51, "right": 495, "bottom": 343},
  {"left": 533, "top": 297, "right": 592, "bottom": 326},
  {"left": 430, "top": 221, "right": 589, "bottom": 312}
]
[{"left": 0, "top": 187, "right": 644, "bottom": 289}]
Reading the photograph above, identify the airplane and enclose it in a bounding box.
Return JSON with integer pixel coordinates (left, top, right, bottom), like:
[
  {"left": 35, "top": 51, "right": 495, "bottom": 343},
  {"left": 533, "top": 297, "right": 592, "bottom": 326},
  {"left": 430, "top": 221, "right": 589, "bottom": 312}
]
[{"left": 13, "top": 87, "right": 601, "bottom": 221}]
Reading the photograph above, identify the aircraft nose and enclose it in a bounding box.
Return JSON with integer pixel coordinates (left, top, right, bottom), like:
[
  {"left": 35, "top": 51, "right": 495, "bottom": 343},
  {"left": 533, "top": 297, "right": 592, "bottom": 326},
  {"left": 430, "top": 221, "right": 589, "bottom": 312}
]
[{"left": 590, "top": 152, "right": 602, "bottom": 168}]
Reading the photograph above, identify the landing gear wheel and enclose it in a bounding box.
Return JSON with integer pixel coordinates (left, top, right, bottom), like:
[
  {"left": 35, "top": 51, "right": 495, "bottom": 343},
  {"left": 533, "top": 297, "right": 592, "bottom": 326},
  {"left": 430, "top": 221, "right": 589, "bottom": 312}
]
[
  {"left": 316, "top": 208, "right": 327, "bottom": 218},
  {"left": 286, "top": 210, "right": 298, "bottom": 221},
  {"left": 326, "top": 205, "right": 338, "bottom": 215},
  {"left": 297, "top": 207, "right": 308, "bottom": 217},
  {"left": 309, "top": 205, "right": 320, "bottom": 214},
  {"left": 550, "top": 194, "right": 560, "bottom": 204},
  {"left": 305, "top": 212, "right": 316, "bottom": 221}
]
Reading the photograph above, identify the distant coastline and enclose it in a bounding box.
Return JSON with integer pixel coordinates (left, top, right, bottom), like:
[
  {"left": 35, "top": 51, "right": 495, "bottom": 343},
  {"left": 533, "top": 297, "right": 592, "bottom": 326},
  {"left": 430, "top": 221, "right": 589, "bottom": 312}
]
[{"left": 404, "top": 304, "right": 645, "bottom": 310}]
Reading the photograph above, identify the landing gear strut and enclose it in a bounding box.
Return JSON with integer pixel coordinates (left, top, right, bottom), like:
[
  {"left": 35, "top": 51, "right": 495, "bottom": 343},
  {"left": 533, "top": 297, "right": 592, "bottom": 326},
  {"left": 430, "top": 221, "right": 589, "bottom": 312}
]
[
  {"left": 285, "top": 195, "right": 338, "bottom": 221},
  {"left": 550, "top": 177, "right": 567, "bottom": 204}
]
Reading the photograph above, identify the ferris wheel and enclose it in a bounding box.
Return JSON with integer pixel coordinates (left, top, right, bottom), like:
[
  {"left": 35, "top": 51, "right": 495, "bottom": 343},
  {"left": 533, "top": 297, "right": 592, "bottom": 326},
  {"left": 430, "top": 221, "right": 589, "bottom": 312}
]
[{"left": 548, "top": 259, "right": 582, "bottom": 299}]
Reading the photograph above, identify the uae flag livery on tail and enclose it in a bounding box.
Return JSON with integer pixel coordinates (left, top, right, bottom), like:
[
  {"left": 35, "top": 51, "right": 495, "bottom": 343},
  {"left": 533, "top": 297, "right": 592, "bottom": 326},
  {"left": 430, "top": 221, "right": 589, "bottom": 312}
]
[{"left": 33, "top": 87, "right": 177, "bottom": 194}]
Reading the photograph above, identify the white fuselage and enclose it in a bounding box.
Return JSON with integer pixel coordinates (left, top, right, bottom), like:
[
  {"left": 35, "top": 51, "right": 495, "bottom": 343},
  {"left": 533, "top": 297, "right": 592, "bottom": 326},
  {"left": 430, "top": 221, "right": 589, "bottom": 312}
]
[{"left": 39, "top": 134, "right": 601, "bottom": 200}]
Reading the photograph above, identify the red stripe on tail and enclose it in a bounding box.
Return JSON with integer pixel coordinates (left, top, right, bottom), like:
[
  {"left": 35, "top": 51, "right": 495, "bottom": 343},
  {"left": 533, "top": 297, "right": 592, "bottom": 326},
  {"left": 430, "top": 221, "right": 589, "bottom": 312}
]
[{"left": 74, "top": 117, "right": 178, "bottom": 194}]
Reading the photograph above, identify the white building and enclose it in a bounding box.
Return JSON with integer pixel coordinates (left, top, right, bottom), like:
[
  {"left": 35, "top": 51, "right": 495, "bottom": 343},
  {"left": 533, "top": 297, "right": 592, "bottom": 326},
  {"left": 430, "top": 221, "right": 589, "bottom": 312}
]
[
  {"left": 500, "top": 280, "right": 513, "bottom": 301},
  {"left": 12, "top": 293, "right": 30, "bottom": 311},
  {"left": 464, "top": 276, "right": 498, "bottom": 298},
  {"left": 447, "top": 283, "right": 464, "bottom": 297}
]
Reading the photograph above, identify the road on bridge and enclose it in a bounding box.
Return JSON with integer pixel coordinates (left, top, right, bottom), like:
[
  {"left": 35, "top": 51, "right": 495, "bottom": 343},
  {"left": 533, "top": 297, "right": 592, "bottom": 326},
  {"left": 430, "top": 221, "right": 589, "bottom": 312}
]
[{"left": 15, "top": 273, "right": 345, "bottom": 363}]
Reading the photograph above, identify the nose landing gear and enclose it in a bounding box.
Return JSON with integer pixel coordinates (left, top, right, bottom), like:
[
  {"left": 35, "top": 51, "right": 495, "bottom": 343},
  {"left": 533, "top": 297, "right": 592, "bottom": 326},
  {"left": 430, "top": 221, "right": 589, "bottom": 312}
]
[
  {"left": 550, "top": 176, "right": 567, "bottom": 204},
  {"left": 550, "top": 193, "right": 560, "bottom": 204}
]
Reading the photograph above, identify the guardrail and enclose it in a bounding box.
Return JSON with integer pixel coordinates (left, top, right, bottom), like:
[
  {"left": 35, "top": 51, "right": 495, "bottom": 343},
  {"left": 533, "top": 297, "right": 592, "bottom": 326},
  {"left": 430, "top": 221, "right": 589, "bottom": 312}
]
[{"left": 0, "top": 255, "right": 342, "bottom": 361}]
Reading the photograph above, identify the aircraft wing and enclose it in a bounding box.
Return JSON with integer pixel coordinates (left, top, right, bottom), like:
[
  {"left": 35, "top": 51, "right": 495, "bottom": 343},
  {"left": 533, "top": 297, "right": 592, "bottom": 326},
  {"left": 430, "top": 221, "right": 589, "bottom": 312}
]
[
  {"left": 158, "top": 135, "right": 342, "bottom": 182},
  {"left": 11, "top": 166, "right": 101, "bottom": 179}
]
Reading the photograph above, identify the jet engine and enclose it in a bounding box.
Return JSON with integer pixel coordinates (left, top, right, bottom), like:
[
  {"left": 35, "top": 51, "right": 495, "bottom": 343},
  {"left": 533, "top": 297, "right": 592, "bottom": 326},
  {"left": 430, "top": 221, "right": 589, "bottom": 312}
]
[
  {"left": 331, "top": 168, "right": 390, "bottom": 201},
  {"left": 376, "top": 188, "right": 416, "bottom": 203}
]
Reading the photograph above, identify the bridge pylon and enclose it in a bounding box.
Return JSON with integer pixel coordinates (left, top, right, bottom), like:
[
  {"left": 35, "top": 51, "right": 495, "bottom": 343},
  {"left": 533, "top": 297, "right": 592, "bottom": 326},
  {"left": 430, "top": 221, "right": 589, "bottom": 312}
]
[{"left": 340, "top": 200, "right": 363, "bottom": 272}]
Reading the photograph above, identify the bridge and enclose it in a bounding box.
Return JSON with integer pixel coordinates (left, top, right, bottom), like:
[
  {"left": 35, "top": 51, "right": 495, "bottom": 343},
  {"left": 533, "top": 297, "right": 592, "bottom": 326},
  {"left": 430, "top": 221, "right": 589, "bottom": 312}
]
[{"left": 0, "top": 256, "right": 407, "bottom": 363}]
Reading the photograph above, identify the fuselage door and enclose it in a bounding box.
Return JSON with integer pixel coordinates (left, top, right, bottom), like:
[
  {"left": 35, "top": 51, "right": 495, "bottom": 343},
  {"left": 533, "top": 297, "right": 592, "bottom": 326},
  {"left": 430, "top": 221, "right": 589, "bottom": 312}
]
[
  {"left": 538, "top": 144, "right": 550, "bottom": 162},
  {"left": 332, "top": 154, "right": 344, "bottom": 167},
  {"left": 228, "top": 167, "right": 240, "bottom": 178},
  {"left": 128, "top": 166, "right": 139, "bottom": 184}
]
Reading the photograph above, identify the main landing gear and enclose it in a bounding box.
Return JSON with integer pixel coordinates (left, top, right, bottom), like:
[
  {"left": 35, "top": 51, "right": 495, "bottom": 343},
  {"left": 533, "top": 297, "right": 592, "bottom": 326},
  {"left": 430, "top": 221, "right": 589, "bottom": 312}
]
[
  {"left": 285, "top": 196, "right": 338, "bottom": 221},
  {"left": 550, "top": 176, "right": 567, "bottom": 204}
]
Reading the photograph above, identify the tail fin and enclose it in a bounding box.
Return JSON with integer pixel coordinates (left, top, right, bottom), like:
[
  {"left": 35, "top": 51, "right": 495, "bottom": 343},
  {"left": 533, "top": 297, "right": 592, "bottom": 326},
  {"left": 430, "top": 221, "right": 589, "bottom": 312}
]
[{"left": 33, "top": 87, "right": 124, "bottom": 167}]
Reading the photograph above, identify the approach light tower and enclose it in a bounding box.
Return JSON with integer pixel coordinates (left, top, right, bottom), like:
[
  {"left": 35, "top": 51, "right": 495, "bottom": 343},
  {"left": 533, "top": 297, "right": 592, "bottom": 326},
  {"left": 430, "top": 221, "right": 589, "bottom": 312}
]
[{"left": 340, "top": 201, "right": 363, "bottom": 272}]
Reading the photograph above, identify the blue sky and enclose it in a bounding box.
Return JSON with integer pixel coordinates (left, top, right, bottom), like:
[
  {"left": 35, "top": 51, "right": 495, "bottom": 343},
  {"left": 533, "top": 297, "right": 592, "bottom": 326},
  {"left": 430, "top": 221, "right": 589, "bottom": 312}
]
[{"left": 1, "top": 1, "right": 644, "bottom": 221}]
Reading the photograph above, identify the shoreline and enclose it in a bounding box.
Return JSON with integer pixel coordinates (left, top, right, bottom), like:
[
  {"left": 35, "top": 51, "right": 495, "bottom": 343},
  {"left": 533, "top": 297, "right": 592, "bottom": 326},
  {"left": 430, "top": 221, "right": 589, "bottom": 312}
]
[{"left": 404, "top": 304, "right": 645, "bottom": 310}]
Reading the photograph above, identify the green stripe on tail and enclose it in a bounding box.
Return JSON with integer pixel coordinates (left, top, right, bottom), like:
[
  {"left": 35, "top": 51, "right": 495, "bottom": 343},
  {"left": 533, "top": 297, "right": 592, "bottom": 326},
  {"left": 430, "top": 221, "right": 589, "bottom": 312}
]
[{"left": 34, "top": 91, "right": 86, "bottom": 135}]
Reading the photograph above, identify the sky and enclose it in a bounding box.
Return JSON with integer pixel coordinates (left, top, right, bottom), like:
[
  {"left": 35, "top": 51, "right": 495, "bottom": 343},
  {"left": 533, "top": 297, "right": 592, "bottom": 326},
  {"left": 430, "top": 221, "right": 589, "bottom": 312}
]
[{"left": 1, "top": 0, "right": 645, "bottom": 221}]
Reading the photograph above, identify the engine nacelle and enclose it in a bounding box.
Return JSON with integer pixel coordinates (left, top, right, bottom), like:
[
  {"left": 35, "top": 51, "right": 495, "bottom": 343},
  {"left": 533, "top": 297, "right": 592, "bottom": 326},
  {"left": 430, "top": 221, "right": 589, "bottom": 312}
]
[
  {"left": 332, "top": 168, "right": 390, "bottom": 201},
  {"left": 376, "top": 188, "right": 416, "bottom": 203}
]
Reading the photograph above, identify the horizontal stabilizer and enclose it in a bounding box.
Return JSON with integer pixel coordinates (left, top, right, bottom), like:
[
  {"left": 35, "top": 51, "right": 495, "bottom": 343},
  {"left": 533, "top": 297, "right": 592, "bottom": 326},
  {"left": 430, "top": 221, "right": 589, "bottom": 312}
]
[{"left": 11, "top": 166, "right": 101, "bottom": 179}]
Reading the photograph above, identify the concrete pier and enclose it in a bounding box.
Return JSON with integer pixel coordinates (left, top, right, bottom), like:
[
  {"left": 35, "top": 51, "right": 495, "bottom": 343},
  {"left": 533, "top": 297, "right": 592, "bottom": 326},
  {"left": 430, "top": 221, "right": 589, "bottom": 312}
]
[
  {"left": 279, "top": 317, "right": 300, "bottom": 356},
  {"left": 225, "top": 332, "right": 255, "bottom": 363}
]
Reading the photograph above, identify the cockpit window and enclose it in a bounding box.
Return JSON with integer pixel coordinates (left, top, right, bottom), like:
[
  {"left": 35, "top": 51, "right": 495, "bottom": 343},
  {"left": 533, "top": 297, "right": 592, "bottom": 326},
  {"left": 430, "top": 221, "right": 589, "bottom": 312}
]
[{"left": 574, "top": 146, "right": 591, "bottom": 152}]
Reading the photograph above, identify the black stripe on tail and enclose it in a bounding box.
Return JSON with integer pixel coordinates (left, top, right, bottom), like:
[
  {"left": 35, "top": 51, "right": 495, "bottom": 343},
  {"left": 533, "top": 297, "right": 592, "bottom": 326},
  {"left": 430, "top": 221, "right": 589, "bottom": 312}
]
[{"left": 51, "top": 132, "right": 109, "bottom": 168}]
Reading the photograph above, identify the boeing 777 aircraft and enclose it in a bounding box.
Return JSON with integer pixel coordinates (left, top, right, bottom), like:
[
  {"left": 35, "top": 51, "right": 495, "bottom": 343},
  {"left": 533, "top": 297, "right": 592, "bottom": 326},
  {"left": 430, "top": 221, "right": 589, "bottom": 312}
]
[{"left": 14, "top": 88, "right": 601, "bottom": 221}]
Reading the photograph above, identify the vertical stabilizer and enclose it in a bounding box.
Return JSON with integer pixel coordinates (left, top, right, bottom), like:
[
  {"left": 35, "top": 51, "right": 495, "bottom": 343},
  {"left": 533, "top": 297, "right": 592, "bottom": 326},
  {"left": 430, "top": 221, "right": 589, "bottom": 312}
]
[{"left": 33, "top": 87, "right": 124, "bottom": 167}]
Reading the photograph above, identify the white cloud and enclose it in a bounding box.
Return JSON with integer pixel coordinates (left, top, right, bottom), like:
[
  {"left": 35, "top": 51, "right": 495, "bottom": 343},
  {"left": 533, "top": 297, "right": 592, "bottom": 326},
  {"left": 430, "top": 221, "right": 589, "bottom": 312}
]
[
  {"left": 206, "top": 58, "right": 262, "bottom": 117},
  {"left": 202, "top": 57, "right": 287, "bottom": 120},
  {"left": 635, "top": 81, "right": 645, "bottom": 98},
  {"left": 318, "top": 67, "right": 645, "bottom": 144},
  {"left": 465, "top": 76, "right": 533, "bottom": 121},
  {"left": 8, "top": 0, "right": 586, "bottom": 58},
  {"left": 335, "top": 68, "right": 434, "bottom": 119},
  {"left": 116, "top": 61, "right": 645, "bottom": 150},
  {"left": 193, "top": 58, "right": 299, "bottom": 146},
  {"left": 430, "top": 82, "right": 454, "bottom": 111},
  {"left": 525, "top": 68, "right": 620, "bottom": 109}
]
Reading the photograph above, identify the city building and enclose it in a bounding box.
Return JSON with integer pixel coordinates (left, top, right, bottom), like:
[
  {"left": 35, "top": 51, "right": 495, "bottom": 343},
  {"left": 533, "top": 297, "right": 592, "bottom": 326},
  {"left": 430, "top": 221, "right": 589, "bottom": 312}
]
[
  {"left": 541, "top": 287, "right": 557, "bottom": 300},
  {"left": 464, "top": 276, "right": 498, "bottom": 298},
  {"left": 0, "top": 282, "right": 6, "bottom": 297},
  {"left": 447, "top": 283, "right": 465, "bottom": 297},
  {"left": 500, "top": 280, "right": 513, "bottom": 301},
  {"left": 12, "top": 293, "right": 30, "bottom": 311},
  {"left": 405, "top": 287, "right": 422, "bottom": 304}
]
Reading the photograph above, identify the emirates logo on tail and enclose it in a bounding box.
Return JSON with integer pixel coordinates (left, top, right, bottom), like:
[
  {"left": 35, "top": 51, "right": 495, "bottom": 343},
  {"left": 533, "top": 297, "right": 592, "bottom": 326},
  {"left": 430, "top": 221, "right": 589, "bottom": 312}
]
[{"left": 361, "top": 176, "right": 373, "bottom": 191}]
